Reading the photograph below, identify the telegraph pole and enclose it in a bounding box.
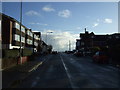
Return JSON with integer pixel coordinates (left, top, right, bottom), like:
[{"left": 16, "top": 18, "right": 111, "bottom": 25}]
[
  {"left": 69, "top": 40, "right": 71, "bottom": 51},
  {"left": 20, "top": 1, "right": 22, "bottom": 64}
]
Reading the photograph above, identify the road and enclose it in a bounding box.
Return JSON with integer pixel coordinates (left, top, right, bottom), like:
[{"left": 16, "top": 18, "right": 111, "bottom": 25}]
[{"left": 17, "top": 52, "right": 120, "bottom": 88}]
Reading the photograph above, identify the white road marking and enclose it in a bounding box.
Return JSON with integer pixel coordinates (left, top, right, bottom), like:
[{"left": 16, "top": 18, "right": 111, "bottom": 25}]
[
  {"left": 30, "top": 56, "right": 53, "bottom": 88},
  {"left": 105, "top": 65, "right": 120, "bottom": 71},
  {"left": 60, "top": 54, "right": 79, "bottom": 88}
]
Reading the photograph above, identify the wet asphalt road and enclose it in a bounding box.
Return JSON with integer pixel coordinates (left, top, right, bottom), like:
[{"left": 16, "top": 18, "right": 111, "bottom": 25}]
[{"left": 17, "top": 52, "right": 120, "bottom": 88}]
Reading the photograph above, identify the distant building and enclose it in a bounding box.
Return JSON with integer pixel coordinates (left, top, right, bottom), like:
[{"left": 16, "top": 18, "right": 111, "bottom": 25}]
[
  {"left": 107, "top": 33, "right": 120, "bottom": 48},
  {"left": 76, "top": 39, "right": 80, "bottom": 50},
  {"left": 77, "top": 28, "right": 120, "bottom": 51},
  {"left": 33, "top": 31, "right": 41, "bottom": 52},
  {"left": 41, "top": 41, "right": 48, "bottom": 54}
]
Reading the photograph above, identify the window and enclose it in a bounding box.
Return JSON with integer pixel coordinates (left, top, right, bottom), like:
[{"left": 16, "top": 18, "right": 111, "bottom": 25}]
[
  {"left": 27, "top": 30, "right": 33, "bottom": 37},
  {"left": 30, "top": 32, "right": 33, "bottom": 37},
  {"left": 15, "top": 23, "right": 25, "bottom": 33},
  {"left": 36, "top": 35, "right": 39, "bottom": 40},
  {"left": 21, "top": 26, "right": 25, "bottom": 33},
  {"left": 34, "top": 34, "right": 39, "bottom": 40},
  {"left": 27, "top": 30, "right": 29, "bottom": 35},
  {"left": 27, "top": 39, "right": 32, "bottom": 45},
  {"left": 15, "top": 23, "right": 20, "bottom": 30},
  {"left": 34, "top": 42, "right": 38, "bottom": 46},
  {"left": 21, "top": 37, "right": 25, "bottom": 43},
  {"left": 14, "top": 34, "right": 25, "bottom": 43},
  {"left": 14, "top": 34, "right": 20, "bottom": 41},
  {"left": 34, "top": 34, "right": 37, "bottom": 39},
  {"left": 27, "top": 39, "right": 29, "bottom": 44}
]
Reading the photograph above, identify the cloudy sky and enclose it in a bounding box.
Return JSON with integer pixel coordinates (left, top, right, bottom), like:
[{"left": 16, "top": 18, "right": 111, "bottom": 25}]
[{"left": 2, "top": 2, "right": 118, "bottom": 51}]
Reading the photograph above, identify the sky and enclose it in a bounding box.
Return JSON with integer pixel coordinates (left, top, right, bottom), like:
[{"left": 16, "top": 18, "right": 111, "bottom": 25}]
[{"left": 2, "top": 2, "right": 118, "bottom": 51}]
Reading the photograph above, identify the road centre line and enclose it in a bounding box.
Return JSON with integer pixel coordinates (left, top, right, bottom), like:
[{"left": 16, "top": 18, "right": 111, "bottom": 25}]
[{"left": 60, "top": 54, "right": 79, "bottom": 88}]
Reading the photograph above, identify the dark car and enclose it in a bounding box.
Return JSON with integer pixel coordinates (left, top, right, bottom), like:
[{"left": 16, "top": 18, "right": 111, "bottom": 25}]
[
  {"left": 93, "top": 51, "right": 109, "bottom": 64},
  {"left": 65, "top": 51, "right": 74, "bottom": 54},
  {"left": 74, "top": 50, "right": 83, "bottom": 57},
  {"left": 52, "top": 51, "right": 58, "bottom": 54}
]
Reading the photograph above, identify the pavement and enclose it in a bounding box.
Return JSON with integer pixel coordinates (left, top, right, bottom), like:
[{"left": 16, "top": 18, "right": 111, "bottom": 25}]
[{"left": 2, "top": 54, "right": 46, "bottom": 88}]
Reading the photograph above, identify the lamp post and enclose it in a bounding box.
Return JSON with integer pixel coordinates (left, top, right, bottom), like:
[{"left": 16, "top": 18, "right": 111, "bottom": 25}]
[
  {"left": 20, "top": 1, "right": 22, "bottom": 64},
  {"left": 69, "top": 40, "right": 71, "bottom": 51}
]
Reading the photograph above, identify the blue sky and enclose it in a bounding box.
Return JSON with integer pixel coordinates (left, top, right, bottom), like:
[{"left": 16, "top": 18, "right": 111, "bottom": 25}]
[{"left": 2, "top": 2, "right": 118, "bottom": 51}]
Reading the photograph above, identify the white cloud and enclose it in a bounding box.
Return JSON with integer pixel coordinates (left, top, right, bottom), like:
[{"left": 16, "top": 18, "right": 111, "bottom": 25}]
[
  {"left": 76, "top": 27, "right": 81, "bottom": 30},
  {"left": 58, "top": 9, "right": 71, "bottom": 18},
  {"left": 29, "top": 22, "right": 48, "bottom": 26},
  {"left": 25, "top": 10, "right": 40, "bottom": 16},
  {"left": 93, "top": 23, "right": 99, "bottom": 27},
  {"left": 104, "top": 18, "right": 112, "bottom": 23},
  {"left": 42, "top": 5, "right": 55, "bottom": 12},
  {"left": 41, "top": 30, "right": 79, "bottom": 51}
]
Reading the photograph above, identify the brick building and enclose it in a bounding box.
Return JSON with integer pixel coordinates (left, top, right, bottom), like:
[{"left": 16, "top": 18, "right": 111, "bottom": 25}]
[
  {"left": 1, "top": 13, "right": 41, "bottom": 52},
  {"left": 76, "top": 28, "right": 120, "bottom": 52},
  {"left": 76, "top": 39, "right": 80, "bottom": 50},
  {"left": 33, "top": 31, "right": 41, "bottom": 52}
]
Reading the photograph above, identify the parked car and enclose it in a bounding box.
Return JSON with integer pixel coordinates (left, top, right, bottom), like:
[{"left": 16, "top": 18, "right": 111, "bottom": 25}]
[
  {"left": 93, "top": 51, "right": 109, "bottom": 64},
  {"left": 74, "top": 50, "right": 83, "bottom": 57},
  {"left": 65, "top": 51, "right": 74, "bottom": 54}
]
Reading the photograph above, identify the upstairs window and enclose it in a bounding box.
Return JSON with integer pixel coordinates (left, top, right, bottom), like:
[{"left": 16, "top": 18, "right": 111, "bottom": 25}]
[
  {"left": 21, "top": 26, "right": 25, "bottom": 33},
  {"left": 27, "top": 30, "right": 33, "bottom": 37},
  {"left": 15, "top": 22, "right": 20, "bottom": 30},
  {"left": 30, "top": 32, "right": 33, "bottom": 37},
  {"left": 34, "top": 34, "right": 39, "bottom": 40},
  {"left": 15, "top": 23, "right": 25, "bottom": 33}
]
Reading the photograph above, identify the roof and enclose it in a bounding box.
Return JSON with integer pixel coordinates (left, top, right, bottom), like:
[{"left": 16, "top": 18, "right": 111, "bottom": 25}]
[{"left": 1, "top": 13, "right": 29, "bottom": 29}]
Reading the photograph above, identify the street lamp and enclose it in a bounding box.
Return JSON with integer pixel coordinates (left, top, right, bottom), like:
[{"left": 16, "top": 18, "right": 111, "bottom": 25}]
[{"left": 19, "top": 1, "right": 22, "bottom": 64}]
